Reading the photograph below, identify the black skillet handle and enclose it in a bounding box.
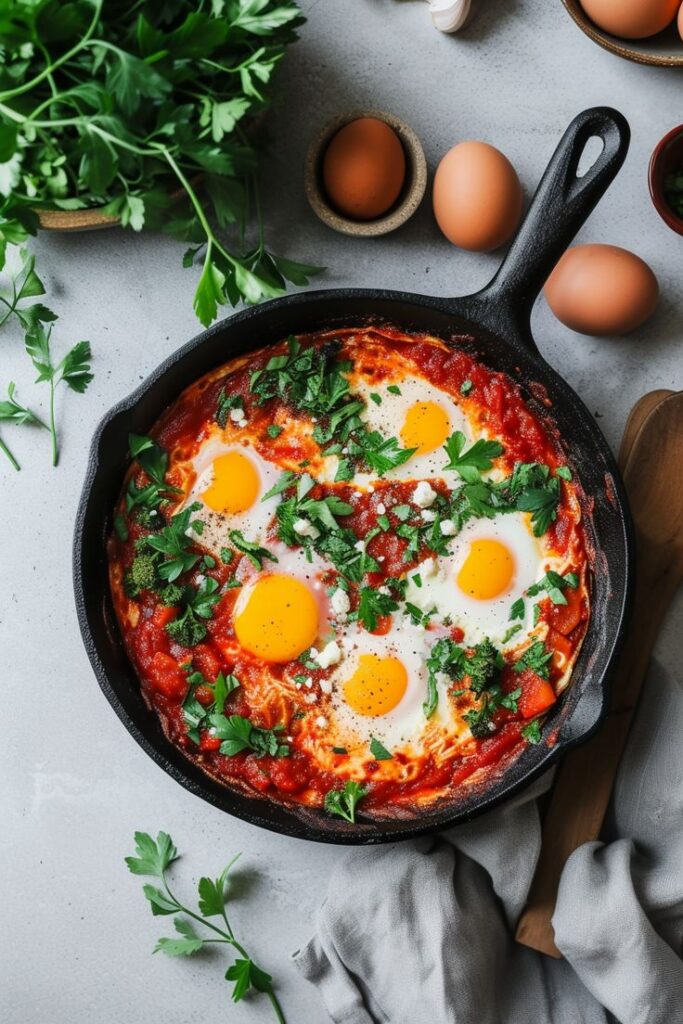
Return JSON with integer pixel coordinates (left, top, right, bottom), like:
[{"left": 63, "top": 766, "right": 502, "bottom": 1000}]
[{"left": 472, "top": 107, "right": 630, "bottom": 348}]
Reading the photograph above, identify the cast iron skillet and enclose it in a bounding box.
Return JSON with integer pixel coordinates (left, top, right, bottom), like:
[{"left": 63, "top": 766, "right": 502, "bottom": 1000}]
[{"left": 74, "top": 107, "right": 634, "bottom": 844}]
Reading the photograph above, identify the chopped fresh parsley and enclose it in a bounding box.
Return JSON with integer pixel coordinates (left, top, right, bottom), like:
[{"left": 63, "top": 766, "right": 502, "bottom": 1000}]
[
  {"left": 355, "top": 587, "right": 399, "bottom": 631},
  {"left": 509, "top": 597, "right": 525, "bottom": 621},
  {"left": 144, "top": 503, "right": 204, "bottom": 582},
  {"left": 556, "top": 466, "right": 572, "bottom": 481},
  {"left": 464, "top": 685, "right": 521, "bottom": 738},
  {"left": 369, "top": 392, "right": 382, "bottom": 406},
  {"left": 324, "top": 781, "right": 368, "bottom": 823},
  {"left": 514, "top": 641, "right": 553, "bottom": 679},
  {"left": 460, "top": 380, "right": 473, "bottom": 395},
  {"left": 228, "top": 530, "right": 278, "bottom": 570},
  {"left": 182, "top": 671, "right": 240, "bottom": 744},
  {"left": 527, "top": 570, "right": 578, "bottom": 606},
  {"left": 215, "top": 390, "right": 243, "bottom": 428},
  {"left": 387, "top": 384, "right": 401, "bottom": 395},
  {"left": 209, "top": 715, "right": 290, "bottom": 758},
  {"left": 266, "top": 424, "right": 283, "bottom": 438},
  {"left": 522, "top": 719, "right": 543, "bottom": 744},
  {"left": 165, "top": 578, "right": 221, "bottom": 648},
  {"left": 443, "top": 431, "right": 504, "bottom": 482},
  {"left": 370, "top": 737, "right": 392, "bottom": 761},
  {"left": 501, "top": 623, "right": 523, "bottom": 645},
  {"left": 125, "top": 434, "right": 181, "bottom": 517}
]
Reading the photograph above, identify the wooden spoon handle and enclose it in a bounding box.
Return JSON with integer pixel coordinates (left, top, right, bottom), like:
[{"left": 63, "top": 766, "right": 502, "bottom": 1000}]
[{"left": 515, "top": 390, "right": 679, "bottom": 958}]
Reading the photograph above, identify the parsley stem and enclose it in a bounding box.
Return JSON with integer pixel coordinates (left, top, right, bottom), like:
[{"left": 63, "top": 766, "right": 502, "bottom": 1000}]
[
  {"left": 0, "top": 434, "right": 19, "bottom": 471},
  {"left": 0, "top": 0, "right": 103, "bottom": 103},
  {"left": 49, "top": 377, "right": 58, "bottom": 467}
]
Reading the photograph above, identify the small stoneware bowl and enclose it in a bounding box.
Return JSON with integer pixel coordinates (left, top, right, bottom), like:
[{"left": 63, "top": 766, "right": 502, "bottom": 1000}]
[
  {"left": 562, "top": 0, "right": 683, "bottom": 67},
  {"left": 649, "top": 124, "right": 683, "bottom": 235},
  {"left": 305, "top": 109, "right": 427, "bottom": 237}
]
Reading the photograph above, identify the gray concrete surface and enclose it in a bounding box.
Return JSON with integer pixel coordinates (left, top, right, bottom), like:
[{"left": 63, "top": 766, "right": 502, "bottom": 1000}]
[{"left": 2, "top": 2, "right": 682, "bottom": 1022}]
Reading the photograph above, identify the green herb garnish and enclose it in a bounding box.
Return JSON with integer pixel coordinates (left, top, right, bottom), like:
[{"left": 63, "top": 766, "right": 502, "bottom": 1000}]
[
  {"left": 370, "top": 737, "right": 393, "bottom": 761},
  {"left": 125, "top": 832, "right": 286, "bottom": 1021},
  {"left": 324, "top": 781, "right": 368, "bottom": 823},
  {"left": 209, "top": 714, "right": 290, "bottom": 758}
]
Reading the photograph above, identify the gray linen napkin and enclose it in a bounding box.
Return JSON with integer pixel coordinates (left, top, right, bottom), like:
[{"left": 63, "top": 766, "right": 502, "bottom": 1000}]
[{"left": 293, "top": 662, "right": 683, "bottom": 1024}]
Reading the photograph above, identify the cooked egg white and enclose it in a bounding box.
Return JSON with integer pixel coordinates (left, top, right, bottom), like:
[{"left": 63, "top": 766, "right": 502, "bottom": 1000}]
[
  {"left": 182, "top": 434, "right": 282, "bottom": 553},
  {"left": 404, "top": 514, "right": 547, "bottom": 646},
  {"left": 353, "top": 375, "right": 471, "bottom": 482}
]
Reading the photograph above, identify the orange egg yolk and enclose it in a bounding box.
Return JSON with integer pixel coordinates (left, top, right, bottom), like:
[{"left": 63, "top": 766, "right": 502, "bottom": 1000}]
[
  {"left": 233, "top": 574, "right": 319, "bottom": 663},
  {"left": 201, "top": 451, "right": 260, "bottom": 515},
  {"left": 457, "top": 539, "right": 515, "bottom": 600},
  {"left": 343, "top": 654, "right": 408, "bottom": 716},
  {"left": 400, "top": 401, "right": 450, "bottom": 456}
]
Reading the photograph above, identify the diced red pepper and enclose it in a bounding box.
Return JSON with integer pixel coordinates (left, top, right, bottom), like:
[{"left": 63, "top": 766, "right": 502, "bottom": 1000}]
[
  {"left": 517, "top": 669, "right": 556, "bottom": 719},
  {"left": 149, "top": 652, "right": 188, "bottom": 702},
  {"left": 152, "top": 605, "right": 177, "bottom": 629},
  {"left": 199, "top": 733, "right": 222, "bottom": 752},
  {"left": 191, "top": 643, "right": 222, "bottom": 681},
  {"left": 547, "top": 584, "right": 584, "bottom": 636}
]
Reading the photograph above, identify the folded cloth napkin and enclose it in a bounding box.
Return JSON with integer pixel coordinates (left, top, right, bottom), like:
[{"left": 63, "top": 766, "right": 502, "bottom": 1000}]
[{"left": 294, "top": 661, "right": 683, "bottom": 1024}]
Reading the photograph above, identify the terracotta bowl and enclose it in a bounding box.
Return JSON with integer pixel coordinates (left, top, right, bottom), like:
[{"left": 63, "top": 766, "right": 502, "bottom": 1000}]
[
  {"left": 305, "top": 109, "right": 427, "bottom": 237},
  {"left": 562, "top": 0, "right": 683, "bottom": 67},
  {"left": 649, "top": 124, "right": 683, "bottom": 235}
]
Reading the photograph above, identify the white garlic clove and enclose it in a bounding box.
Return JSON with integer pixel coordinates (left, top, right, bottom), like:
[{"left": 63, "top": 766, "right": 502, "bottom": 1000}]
[{"left": 428, "top": 0, "right": 472, "bottom": 33}]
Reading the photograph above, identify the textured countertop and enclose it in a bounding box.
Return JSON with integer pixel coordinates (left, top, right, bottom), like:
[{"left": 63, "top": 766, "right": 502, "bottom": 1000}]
[{"left": 2, "top": 2, "right": 682, "bottom": 1022}]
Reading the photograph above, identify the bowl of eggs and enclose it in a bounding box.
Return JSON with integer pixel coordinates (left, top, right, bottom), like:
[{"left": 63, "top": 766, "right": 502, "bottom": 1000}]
[
  {"left": 562, "top": 0, "right": 683, "bottom": 66},
  {"left": 305, "top": 110, "right": 428, "bottom": 236}
]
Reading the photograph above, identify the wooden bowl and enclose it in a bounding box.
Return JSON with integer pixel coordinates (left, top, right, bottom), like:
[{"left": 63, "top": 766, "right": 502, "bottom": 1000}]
[
  {"left": 649, "top": 124, "right": 683, "bottom": 235},
  {"left": 562, "top": 0, "right": 683, "bottom": 67},
  {"left": 305, "top": 109, "right": 427, "bottom": 237},
  {"left": 35, "top": 207, "right": 119, "bottom": 231}
]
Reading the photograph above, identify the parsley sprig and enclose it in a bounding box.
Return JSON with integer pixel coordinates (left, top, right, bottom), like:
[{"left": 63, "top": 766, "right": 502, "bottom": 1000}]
[
  {"left": 182, "top": 670, "right": 240, "bottom": 743},
  {"left": 209, "top": 714, "right": 290, "bottom": 758},
  {"left": 125, "top": 832, "right": 287, "bottom": 1022},
  {"left": 324, "top": 780, "right": 368, "bottom": 823},
  {"left": 0, "top": 380, "right": 45, "bottom": 469},
  {"left": 24, "top": 325, "right": 92, "bottom": 466}
]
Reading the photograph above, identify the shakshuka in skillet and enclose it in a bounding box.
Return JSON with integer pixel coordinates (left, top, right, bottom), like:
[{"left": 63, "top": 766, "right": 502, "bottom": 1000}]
[{"left": 107, "top": 326, "right": 590, "bottom": 824}]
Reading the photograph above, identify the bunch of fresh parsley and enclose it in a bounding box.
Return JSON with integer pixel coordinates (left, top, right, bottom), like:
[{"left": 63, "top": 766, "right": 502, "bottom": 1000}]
[{"left": 0, "top": 0, "right": 319, "bottom": 326}]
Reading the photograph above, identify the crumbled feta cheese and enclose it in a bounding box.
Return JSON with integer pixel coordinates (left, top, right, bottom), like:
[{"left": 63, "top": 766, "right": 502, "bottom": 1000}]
[
  {"left": 304, "top": 692, "right": 318, "bottom": 704},
  {"left": 309, "top": 647, "right": 319, "bottom": 659},
  {"left": 354, "top": 540, "right": 365, "bottom": 552},
  {"left": 378, "top": 585, "right": 390, "bottom": 595},
  {"left": 229, "top": 407, "right": 244, "bottom": 423},
  {"left": 421, "top": 509, "right": 436, "bottom": 522},
  {"left": 304, "top": 677, "right": 313, "bottom": 689},
  {"left": 377, "top": 555, "right": 386, "bottom": 563},
  {"left": 237, "top": 417, "right": 247, "bottom": 428},
  {"left": 376, "top": 502, "right": 386, "bottom": 515},
  {"left": 413, "top": 481, "right": 438, "bottom": 508},
  {"left": 331, "top": 588, "right": 351, "bottom": 619},
  {"left": 315, "top": 715, "right": 328, "bottom": 729},
  {"left": 435, "top": 671, "right": 451, "bottom": 688},
  {"left": 314, "top": 640, "right": 342, "bottom": 669},
  {"left": 294, "top": 680, "right": 302, "bottom": 689},
  {"left": 440, "top": 518, "right": 457, "bottom": 536},
  {"left": 421, "top": 557, "right": 437, "bottom": 577},
  {"left": 319, "top": 678, "right": 333, "bottom": 695},
  {"left": 293, "top": 518, "right": 320, "bottom": 540},
  {"left": 195, "top": 573, "right": 206, "bottom": 585}
]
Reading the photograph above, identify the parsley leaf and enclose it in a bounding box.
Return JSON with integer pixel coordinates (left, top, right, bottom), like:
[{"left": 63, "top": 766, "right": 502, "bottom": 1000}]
[
  {"left": 370, "top": 737, "right": 393, "bottom": 761},
  {"left": 514, "top": 641, "right": 554, "bottom": 679},
  {"left": 324, "top": 781, "right": 368, "bottom": 823},
  {"left": 355, "top": 587, "right": 399, "bottom": 631},
  {"left": 443, "top": 431, "right": 504, "bottom": 482},
  {"left": 522, "top": 719, "right": 543, "bottom": 744},
  {"left": 126, "top": 833, "right": 286, "bottom": 1021},
  {"left": 527, "top": 570, "right": 578, "bottom": 606},
  {"left": 25, "top": 326, "right": 92, "bottom": 465},
  {"left": 228, "top": 529, "right": 277, "bottom": 569},
  {"left": 209, "top": 714, "right": 290, "bottom": 758}
]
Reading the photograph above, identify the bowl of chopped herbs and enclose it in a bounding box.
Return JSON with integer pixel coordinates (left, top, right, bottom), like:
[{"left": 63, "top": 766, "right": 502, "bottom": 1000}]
[
  {"left": 649, "top": 124, "right": 683, "bottom": 236},
  {"left": 0, "top": 0, "right": 321, "bottom": 327}
]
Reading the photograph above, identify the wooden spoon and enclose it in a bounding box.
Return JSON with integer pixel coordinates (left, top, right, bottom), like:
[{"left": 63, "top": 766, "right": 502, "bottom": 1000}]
[
  {"left": 618, "top": 389, "right": 673, "bottom": 466},
  {"left": 516, "top": 390, "right": 683, "bottom": 958}
]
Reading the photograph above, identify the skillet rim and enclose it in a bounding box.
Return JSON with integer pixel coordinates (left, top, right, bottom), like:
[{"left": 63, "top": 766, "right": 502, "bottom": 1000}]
[{"left": 73, "top": 285, "right": 634, "bottom": 844}]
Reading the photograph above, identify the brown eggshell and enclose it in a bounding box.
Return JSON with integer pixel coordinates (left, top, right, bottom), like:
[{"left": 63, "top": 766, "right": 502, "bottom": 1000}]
[
  {"left": 544, "top": 245, "right": 659, "bottom": 336},
  {"left": 579, "top": 0, "right": 679, "bottom": 40},
  {"left": 432, "top": 141, "right": 523, "bottom": 252},
  {"left": 322, "top": 117, "right": 406, "bottom": 221},
  {"left": 679, "top": 1, "right": 683, "bottom": 40}
]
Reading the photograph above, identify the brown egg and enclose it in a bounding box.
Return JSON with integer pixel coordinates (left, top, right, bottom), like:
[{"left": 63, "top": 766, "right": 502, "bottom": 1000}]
[
  {"left": 322, "top": 118, "right": 406, "bottom": 221},
  {"left": 544, "top": 245, "right": 659, "bottom": 336},
  {"left": 678, "top": 0, "right": 683, "bottom": 40},
  {"left": 580, "top": 0, "right": 679, "bottom": 39},
  {"left": 432, "top": 141, "right": 523, "bottom": 252}
]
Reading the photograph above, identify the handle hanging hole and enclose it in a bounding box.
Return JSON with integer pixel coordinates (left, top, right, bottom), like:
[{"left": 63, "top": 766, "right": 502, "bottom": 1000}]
[{"left": 576, "top": 136, "right": 605, "bottom": 179}]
